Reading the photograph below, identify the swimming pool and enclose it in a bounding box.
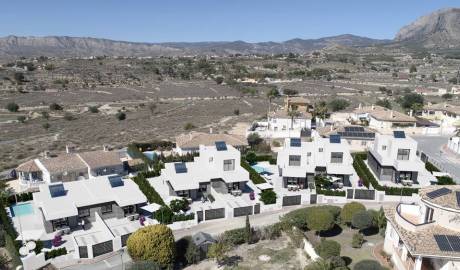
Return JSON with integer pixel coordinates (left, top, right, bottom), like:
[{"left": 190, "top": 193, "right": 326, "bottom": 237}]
[
  {"left": 251, "top": 165, "right": 267, "bottom": 174},
  {"left": 10, "top": 202, "right": 34, "bottom": 217}
]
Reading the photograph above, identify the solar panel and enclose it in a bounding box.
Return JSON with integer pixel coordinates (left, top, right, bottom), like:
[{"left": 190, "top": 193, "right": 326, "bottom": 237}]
[
  {"left": 329, "top": 134, "right": 341, "bottom": 144},
  {"left": 49, "top": 183, "right": 66, "bottom": 198},
  {"left": 215, "top": 141, "right": 227, "bottom": 151},
  {"left": 393, "top": 131, "right": 406, "bottom": 139},
  {"left": 426, "top": 187, "right": 452, "bottom": 199},
  {"left": 290, "top": 138, "right": 301, "bottom": 147},
  {"left": 108, "top": 175, "right": 124, "bottom": 188},
  {"left": 345, "top": 126, "right": 365, "bottom": 132},
  {"left": 174, "top": 162, "right": 187, "bottom": 174},
  {"left": 434, "top": 235, "right": 453, "bottom": 252},
  {"left": 446, "top": 235, "right": 460, "bottom": 252}
]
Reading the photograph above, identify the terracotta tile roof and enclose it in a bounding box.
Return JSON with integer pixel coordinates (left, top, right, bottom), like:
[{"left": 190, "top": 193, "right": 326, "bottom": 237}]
[
  {"left": 354, "top": 105, "right": 416, "bottom": 123},
  {"left": 78, "top": 150, "right": 122, "bottom": 169},
  {"left": 385, "top": 206, "right": 460, "bottom": 259},
  {"left": 38, "top": 154, "right": 87, "bottom": 174},
  {"left": 16, "top": 160, "right": 40, "bottom": 173},
  {"left": 419, "top": 185, "right": 460, "bottom": 211},
  {"left": 175, "top": 132, "right": 248, "bottom": 149},
  {"left": 127, "top": 158, "right": 144, "bottom": 167}
]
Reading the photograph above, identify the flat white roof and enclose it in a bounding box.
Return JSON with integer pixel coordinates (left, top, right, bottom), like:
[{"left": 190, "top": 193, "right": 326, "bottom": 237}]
[{"left": 33, "top": 175, "right": 147, "bottom": 221}]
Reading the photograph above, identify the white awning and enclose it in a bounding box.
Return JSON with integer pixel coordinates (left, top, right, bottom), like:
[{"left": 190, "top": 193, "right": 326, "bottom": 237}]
[
  {"left": 255, "top": 183, "right": 274, "bottom": 191},
  {"left": 140, "top": 203, "right": 162, "bottom": 213}
]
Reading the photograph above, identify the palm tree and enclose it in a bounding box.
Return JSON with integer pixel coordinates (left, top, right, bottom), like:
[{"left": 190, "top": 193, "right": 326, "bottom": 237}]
[
  {"left": 313, "top": 101, "right": 328, "bottom": 120},
  {"left": 288, "top": 107, "right": 301, "bottom": 130}
]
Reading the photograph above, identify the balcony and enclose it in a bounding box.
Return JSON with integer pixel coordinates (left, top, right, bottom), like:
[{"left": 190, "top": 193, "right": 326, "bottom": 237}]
[{"left": 395, "top": 203, "right": 434, "bottom": 233}]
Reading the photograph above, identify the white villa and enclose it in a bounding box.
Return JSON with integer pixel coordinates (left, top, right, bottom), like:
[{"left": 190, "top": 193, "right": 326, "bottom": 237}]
[
  {"left": 352, "top": 105, "right": 417, "bottom": 131},
  {"left": 276, "top": 133, "right": 358, "bottom": 190},
  {"left": 15, "top": 146, "right": 125, "bottom": 189},
  {"left": 422, "top": 103, "right": 460, "bottom": 134},
  {"left": 11, "top": 175, "right": 148, "bottom": 264},
  {"left": 149, "top": 141, "right": 260, "bottom": 222},
  {"left": 384, "top": 185, "right": 460, "bottom": 270},
  {"left": 247, "top": 96, "right": 313, "bottom": 139},
  {"left": 367, "top": 131, "right": 436, "bottom": 187},
  {"left": 175, "top": 131, "right": 248, "bottom": 155}
]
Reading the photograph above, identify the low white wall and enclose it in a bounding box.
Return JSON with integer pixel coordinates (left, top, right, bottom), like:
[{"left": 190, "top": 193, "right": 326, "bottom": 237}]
[
  {"left": 22, "top": 252, "right": 47, "bottom": 270},
  {"left": 303, "top": 238, "right": 320, "bottom": 261},
  {"left": 168, "top": 219, "right": 197, "bottom": 230}
]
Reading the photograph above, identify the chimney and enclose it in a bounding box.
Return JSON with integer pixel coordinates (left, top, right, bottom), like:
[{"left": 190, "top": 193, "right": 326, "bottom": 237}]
[
  {"left": 371, "top": 104, "right": 375, "bottom": 110},
  {"left": 409, "top": 110, "right": 413, "bottom": 117},
  {"left": 43, "top": 151, "right": 50, "bottom": 159},
  {"left": 330, "top": 125, "right": 333, "bottom": 132},
  {"left": 209, "top": 127, "right": 213, "bottom": 134},
  {"left": 66, "top": 144, "right": 76, "bottom": 154},
  {"left": 103, "top": 144, "right": 110, "bottom": 152},
  {"left": 390, "top": 110, "right": 394, "bottom": 118},
  {"left": 358, "top": 103, "right": 362, "bottom": 109}
]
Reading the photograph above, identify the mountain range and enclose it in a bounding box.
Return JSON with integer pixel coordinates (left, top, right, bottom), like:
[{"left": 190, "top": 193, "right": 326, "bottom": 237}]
[{"left": 0, "top": 7, "right": 459, "bottom": 58}]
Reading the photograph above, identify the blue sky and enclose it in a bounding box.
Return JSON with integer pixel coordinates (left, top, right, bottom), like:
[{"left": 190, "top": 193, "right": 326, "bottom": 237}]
[{"left": 1, "top": 1, "right": 458, "bottom": 42}]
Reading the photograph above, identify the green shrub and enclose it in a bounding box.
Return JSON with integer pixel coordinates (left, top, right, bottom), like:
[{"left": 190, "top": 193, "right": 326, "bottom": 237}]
[
  {"left": 222, "top": 228, "right": 246, "bottom": 246},
  {"left": 44, "top": 247, "right": 67, "bottom": 260},
  {"left": 437, "top": 176, "right": 455, "bottom": 185},
  {"left": 184, "top": 122, "right": 195, "bottom": 130},
  {"left": 425, "top": 161, "right": 440, "bottom": 172},
  {"left": 169, "top": 198, "right": 189, "bottom": 213},
  {"left": 127, "top": 225, "right": 175, "bottom": 267},
  {"left": 352, "top": 233, "right": 364, "bottom": 248},
  {"left": 341, "top": 202, "right": 366, "bottom": 225},
  {"left": 49, "top": 103, "right": 63, "bottom": 111},
  {"left": 352, "top": 210, "right": 374, "bottom": 231},
  {"left": 17, "top": 116, "right": 26, "bottom": 123},
  {"left": 154, "top": 206, "right": 174, "bottom": 224},
  {"left": 354, "top": 259, "right": 384, "bottom": 270},
  {"left": 245, "top": 151, "right": 257, "bottom": 165},
  {"left": 88, "top": 106, "right": 99, "bottom": 113},
  {"left": 315, "top": 239, "right": 341, "bottom": 259},
  {"left": 260, "top": 190, "right": 276, "bottom": 204},
  {"left": 116, "top": 112, "right": 126, "bottom": 120},
  {"left": 306, "top": 208, "right": 335, "bottom": 235},
  {"left": 329, "top": 255, "right": 346, "bottom": 268},
  {"left": 6, "top": 102, "right": 19, "bottom": 112}
]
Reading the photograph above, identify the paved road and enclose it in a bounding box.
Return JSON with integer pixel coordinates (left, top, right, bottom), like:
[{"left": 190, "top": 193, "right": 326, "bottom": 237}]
[
  {"left": 412, "top": 135, "right": 460, "bottom": 182},
  {"left": 65, "top": 202, "right": 394, "bottom": 270}
]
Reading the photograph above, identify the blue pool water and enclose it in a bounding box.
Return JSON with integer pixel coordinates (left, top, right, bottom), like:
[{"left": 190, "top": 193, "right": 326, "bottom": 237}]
[
  {"left": 143, "top": 151, "right": 157, "bottom": 161},
  {"left": 251, "top": 165, "right": 266, "bottom": 174},
  {"left": 11, "top": 202, "right": 34, "bottom": 217}
]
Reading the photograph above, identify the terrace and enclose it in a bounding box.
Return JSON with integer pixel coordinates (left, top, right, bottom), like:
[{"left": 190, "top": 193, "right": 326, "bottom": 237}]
[{"left": 394, "top": 203, "right": 434, "bottom": 233}]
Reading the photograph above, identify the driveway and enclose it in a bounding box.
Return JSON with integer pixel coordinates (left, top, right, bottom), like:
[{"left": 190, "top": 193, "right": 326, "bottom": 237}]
[{"left": 412, "top": 135, "right": 460, "bottom": 182}]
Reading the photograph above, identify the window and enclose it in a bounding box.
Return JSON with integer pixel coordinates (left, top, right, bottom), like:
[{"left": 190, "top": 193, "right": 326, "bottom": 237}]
[
  {"left": 361, "top": 141, "right": 367, "bottom": 146},
  {"left": 382, "top": 145, "right": 387, "bottom": 151},
  {"left": 123, "top": 205, "right": 134, "bottom": 216},
  {"left": 78, "top": 208, "right": 90, "bottom": 218},
  {"left": 223, "top": 159, "right": 235, "bottom": 171},
  {"left": 52, "top": 218, "right": 68, "bottom": 230},
  {"left": 425, "top": 207, "right": 434, "bottom": 222},
  {"left": 288, "top": 155, "right": 301, "bottom": 166},
  {"left": 397, "top": 149, "right": 410, "bottom": 160},
  {"left": 176, "top": 190, "right": 189, "bottom": 197},
  {"left": 101, "top": 204, "right": 112, "bottom": 214},
  {"left": 330, "top": 152, "right": 343, "bottom": 163},
  {"left": 318, "top": 148, "right": 323, "bottom": 152}
]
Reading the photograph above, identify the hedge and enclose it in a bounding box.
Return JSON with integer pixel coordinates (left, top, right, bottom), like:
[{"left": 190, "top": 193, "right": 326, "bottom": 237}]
[
  {"left": 241, "top": 159, "right": 266, "bottom": 184},
  {"left": 132, "top": 174, "right": 166, "bottom": 206},
  {"left": 425, "top": 161, "right": 440, "bottom": 173},
  {"left": 352, "top": 153, "right": 418, "bottom": 196},
  {"left": 316, "top": 187, "right": 346, "bottom": 197},
  {"left": 253, "top": 154, "right": 277, "bottom": 165},
  {"left": 8, "top": 192, "right": 33, "bottom": 205},
  {"left": 45, "top": 247, "right": 67, "bottom": 260}
]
